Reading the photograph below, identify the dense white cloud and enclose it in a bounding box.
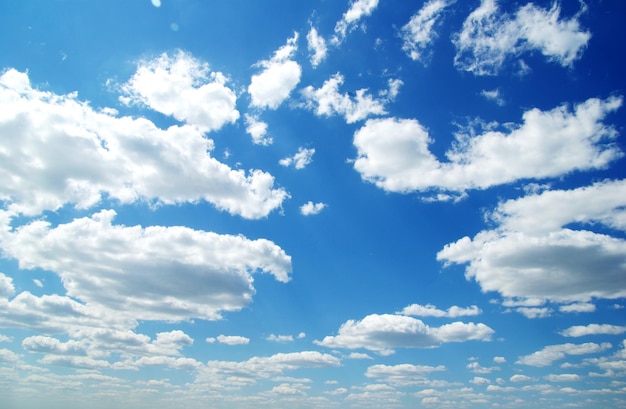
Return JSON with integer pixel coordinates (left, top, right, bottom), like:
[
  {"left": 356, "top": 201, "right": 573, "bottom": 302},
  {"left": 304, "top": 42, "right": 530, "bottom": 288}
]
[
  {"left": 244, "top": 114, "right": 272, "bottom": 146},
  {"left": 517, "top": 342, "right": 612, "bottom": 367},
  {"left": 438, "top": 179, "right": 626, "bottom": 304},
  {"left": 249, "top": 33, "right": 302, "bottom": 109},
  {"left": 120, "top": 51, "right": 239, "bottom": 132},
  {"left": 453, "top": 0, "right": 591, "bottom": 75},
  {"left": 307, "top": 26, "right": 328, "bottom": 67},
  {"left": 207, "top": 335, "right": 250, "bottom": 345},
  {"left": 0, "top": 69, "right": 288, "bottom": 219},
  {"left": 279, "top": 147, "right": 315, "bottom": 169},
  {"left": 332, "top": 0, "right": 379, "bottom": 45},
  {"left": 353, "top": 97, "right": 622, "bottom": 195},
  {"left": 399, "top": 303, "right": 481, "bottom": 318},
  {"left": 300, "top": 201, "right": 327, "bottom": 216},
  {"left": 510, "top": 374, "right": 533, "bottom": 382},
  {"left": 314, "top": 314, "right": 493, "bottom": 354},
  {"left": 302, "top": 74, "right": 400, "bottom": 123},
  {"left": 2, "top": 210, "right": 292, "bottom": 321},
  {"left": 560, "top": 324, "right": 626, "bottom": 338},
  {"left": 401, "top": 0, "right": 455, "bottom": 63}
]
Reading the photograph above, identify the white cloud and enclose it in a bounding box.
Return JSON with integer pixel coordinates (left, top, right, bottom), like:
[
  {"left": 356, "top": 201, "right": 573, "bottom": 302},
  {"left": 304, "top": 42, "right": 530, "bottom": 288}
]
[
  {"left": 120, "top": 51, "right": 239, "bottom": 133},
  {"left": 438, "top": 179, "right": 626, "bottom": 304},
  {"left": 266, "top": 334, "right": 294, "bottom": 343},
  {"left": 244, "top": 114, "right": 272, "bottom": 146},
  {"left": 510, "top": 374, "right": 533, "bottom": 382},
  {"left": 208, "top": 335, "right": 250, "bottom": 345},
  {"left": 545, "top": 373, "right": 581, "bottom": 382},
  {"left": 515, "top": 307, "right": 552, "bottom": 319},
  {"left": 151, "top": 0, "right": 161, "bottom": 7},
  {"left": 249, "top": 33, "right": 301, "bottom": 109},
  {"left": 307, "top": 26, "right": 328, "bottom": 67},
  {"left": 0, "top": 69, "right": 288, "bottom": 219},
  {"left": 480, "top": 88, "right": 505, "bottom": 106},
  {"left": 347, "top": 352, "right": 372, "bottom": 359},
  {"left": 559, "top": 302, "right": 596, "bottom": 313},
  {"left": 302, "top": 73, "right": 400, "bottom": 123},
  {"left": 32, "top": 279, "right": 43, "bottom": 288},
  {"left": 2, "top": 210, "right": 292, "bottom": 321},
  {"left": 365, "top": 364, "right": 446, "bottom": 386},
  {"left": 401, "top": 0, "right": 455, "bottom": 63},
  {"left": 493, "top": 356, "right": 506, "bottom": 364},
  {"left": 467, "top": 361, "right": 499, "bottom": 374},
  {"left": 453, "top": 0, "right": 591, "bottom": 75},
  {"left": 332, "top": 0, "right": 380, "bottom": 45},
  {"left": 314, "top": 313, "right": 493, "bottom": 354},
  {"left": 300, "top": 201, "right": 327, "bottom": 216},
  {"left": 470, "top": 376, "right": 491, "bottom": 385},
  {"left": 517, "top": 342, "right": 612, "bottom": 367},
  {"left": 560, "top": 324, "right": 626, "bottom": 338},
  {"left": 353, "top": 97, "right": 622, "bottom": 196},
  {"left": 399, "top": 303, "right": 481, "bottom": 318},
  {"left": 0, "top": 273, "right": 14, "bottom": 298},
  {"left": 279, "top": 147, "right": 315, "bottom": 169}
]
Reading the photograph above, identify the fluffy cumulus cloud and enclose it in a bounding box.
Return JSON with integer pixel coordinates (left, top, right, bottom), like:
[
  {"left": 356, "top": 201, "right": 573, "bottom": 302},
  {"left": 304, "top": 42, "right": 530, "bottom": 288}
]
[
  {"left": 401, "top": 0, "right": 455, "bottom": 63},
  {"left": 438, "top": 179, "right": 626, "bottom": 304},
  {"left": 248, "top": 33, "right": 302, "bottom": 109},
  {"left": 353, "top": 97, "right": 622, "bottom": 196},
  {"left": 302, "top": 74, "right": 401, "bottom": 123},
  {"left": 120, "top": 51, "right": 239, "bottom": 132},
  {"left": 453, "top": 0, "right": 591, "bottom": 75},
  {"left": 307, "top": 26, "right": 328, "bottom": 67},
  {"left": 300, "top": 201, "right": 327, "bottom": 216},
  {"left": 207, "top": 335, "right": 250, "bottom": 345},
  {"left": 244, "top": 114, "right": 272, "bottom": 146},
  {"left": 332, "top": 0, "right": 379, "bottom": 45},
  {"left": 1, "top": 210, "right": 292, "bottom": 321},
  {"left": 314, "top": 314, "right": 493, "bottom": 355},
  {"left": 399, "top": 303, "right": 481, "bottom": 318},
  {"left": 517, "top": 342, "right": 612, "bottom": 367},
  {"left": 0, "top": 69, "right": 288, "bottom": 219},
  {"left": 560, "top": 324, "right": 626, "bottom": 338},
  {"left": 279, "top": 147, "right": 315, "bottom": 169}
]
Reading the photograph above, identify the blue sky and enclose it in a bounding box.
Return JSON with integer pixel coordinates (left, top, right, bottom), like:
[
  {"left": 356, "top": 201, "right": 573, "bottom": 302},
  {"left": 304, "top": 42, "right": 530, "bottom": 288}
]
[{"left": 0, "top": 0, "right": 625, "bottom": 408}]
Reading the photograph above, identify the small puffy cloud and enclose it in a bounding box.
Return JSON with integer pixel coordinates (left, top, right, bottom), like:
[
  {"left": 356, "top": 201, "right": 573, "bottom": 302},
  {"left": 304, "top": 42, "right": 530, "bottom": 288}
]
[
  {"left": 314, "top": 313, "right": 493, "bottom": 355},
  {"left": 244, "top": 114, "right": 272, "bottom": 146},
  {"left": 510, "top": 374, "right": 533, "bottom": 382},
  {"left": 399, "top": 303, "right": 481, "bottom": 318},
  {"left": 332, "top": 0, "right": 379, "bottom": 45},
  {"left": 33, "top": 279, "right": 43, "bottom": 288},
  {"left": 249, "top": 33, "right": 301, "bottom": 110},
  {"left": 493, "top": 356, "right": 506, "bottom": 364},
  {"left": 545, "top": 373, "right": 581, "bottom": 382},
  {"left": 480, "top": 88, "right": 505, "bottom": 106},
  {"left": 467, "top": 361, "right": 499, "bottom": 374},
  {"left": 559, "top": 302, "right": 596, "bottom": 313},
  {"left": 279, "top": 147, "right": 315, "bottom": 170},
  {"left": 0, "top": 273, "right": 15, "bottom": 299},
  {"left": 151, "top": 0, "right": 161, "bottom": 7},
  {"left": 353, "top": 97, "right": 622, "bottom": 196},
  {"left": 560, "top": 324, "right": 626, "bottom": 338},
  {"left": 120, "top": 50, "right": 239, "bottom": 133},
  {"left": 517, "top": 342, "right": 612, "bottom": 367},
  {"left": 515, "top": 307, "right": 552, "bottom": 319},
  {"left": 208, "top": 335, "right": 250, "bottom": 345},
  {"left": 453, "top": 0, "right": 590, "bottom": 75},
  {"left": 365, "top": 363, "right": 446, "bottom": 386},
  {"left": 266, "top": 334, "right": 294, "bottom": 343},
  {"left": 348, "top": 352, "right": 372, "bottom": 359},
  {"left": 470, "top": 376, "right": 491, "bottom": 385},
  {"left": 307, "top": 26, "right": 327, "bottom": 67},
  {"left": 0, "top": 69, "right": 288, "bottom": 219},
  {"left": 302, "top": 73, "right": 400, "bottom": 123},
  {"left": 22, "top": 335, "right": 88, "bottom": 356},
  {"left": 438, "top": 179, "right": 626, "bottom": 304},
  {"left": 401, "top": 0, "right": 455, "bottom": 63},
  {"left": 300, "top": 201, "right": 327, "bottom": 216},
  {"left": 2, "top": 210, "right": 292, "bottom": 321}
]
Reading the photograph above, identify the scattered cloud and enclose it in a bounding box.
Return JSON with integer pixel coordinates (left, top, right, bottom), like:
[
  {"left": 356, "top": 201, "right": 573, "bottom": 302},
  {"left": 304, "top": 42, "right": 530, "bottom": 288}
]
[
  {"left": 207, "top": 335, "right": 250, "bottom": 345},
  {"left": 560, "top": 324, "right": 626, "bottom": 338},
  {"left": 401, "top": 0, "right": 455, "bottom": 63},
  {"left": 1, "top": 210, "right": 292, "bottom": 321},
  {"left": 480, "top": 88, "right": 505, "bottom": 106},
  {"left": 300, "top": 201, "right": 327, "bottom": 216},
  {"left": 559, "top": 302, "right": 596, "bottom": 313},
  {"left": 120, "top": 50, "right": 239, "bottom": 133},
  {"left": 353, "top": 97, "right": 622, "bottom": 196},
  {"left": 0, "top": 69, "right": 288, "bottom": 219},
  {"left": 307, "top": 26, "right": 327, "bottom": 67},
  {"left": 453, "top": 0, "right": 591, "bottom": 75},
  {"left": 545, "top": 373, "right": 581, "bottom": 382},
  {"left": 279, "top": 147, "right": 315, "bottom": 169},
  {"left": 365, "top": 364, "right": 446, "bottom": 386},
  {"left": 244, "top": 114, "right": 272, "bottom": 146},
  {"left": 510, "top": 374, "right": 533, "bottom": 382},
  {"left": 517, "top": 342, "right": 612, "bottom": 367},
  {"left": 438, "top": 179, "right": 626, "bottom": 304},
  {"left": 399, "top": 303, "right": 481, "bottom": 318},
  {"left": 249, "top": 32, "right": 301, "bottom": 109},
  {"left": 332, "top": 0, "right": 380, "bottom": 45},
  {"left": 493, "top": 356, "right": 506, "bottom": 364},
  {"left": 515, "top": 307, "right": 552, "bottom": 319},
  {"left": 266, "top": 334, "right": 295, "bottom": 343},
  {"left": 314, "top": 313, "right": 493, "bottom": 355}
]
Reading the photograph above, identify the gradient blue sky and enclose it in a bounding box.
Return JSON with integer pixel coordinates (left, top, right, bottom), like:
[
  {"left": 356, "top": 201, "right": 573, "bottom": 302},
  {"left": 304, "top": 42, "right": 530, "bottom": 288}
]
[{"left": 1, "top": 1, "right": 625, "bottom": 408}]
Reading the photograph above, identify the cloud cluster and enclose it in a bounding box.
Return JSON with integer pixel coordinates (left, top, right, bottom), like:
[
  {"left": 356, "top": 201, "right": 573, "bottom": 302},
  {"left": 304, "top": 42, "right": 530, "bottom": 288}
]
[
  {"left": 400, "top": 303, "right": 481, "bottom": 318},
  {"left": 2, "top": 210, "right": 292, "bottom": 321},
  {"left": 300, "top": 201, "right": 326, "bottom": 216},
  {"left": 332, "top": 0, "right": 380, "bottom": 45},
  {"left": 353, "top": 97, "right": 622, "bottom": 196},
  {"left": 315, "top": 313, "right": 493, "bottom": 355},
  {"left": 279, "top": 147, "right": 315, "bottom": 169},
  {"left": 249, "top": 33, "right": 302, "bottom": 110},
  {"left": 453, "top": 0, "right": 591, "bottom": 75},
  {"left": 517, "top": 342, "right": 612, "bottom": 367},
  {"left": 0, "top": 69, "right": 288, "bottom": 219},
  {"left": 438, "top": 179, "right": 626, "bottom": 304}
]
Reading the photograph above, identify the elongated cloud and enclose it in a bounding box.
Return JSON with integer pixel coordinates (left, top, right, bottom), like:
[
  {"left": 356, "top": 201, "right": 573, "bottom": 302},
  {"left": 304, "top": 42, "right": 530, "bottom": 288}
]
[
  {"left": 401, "top": 0, "right": 455, "bottom": 63},
  {"left": 332, "top": 0, "right": 380, "bottom": 45},
  {"left": 2, "top": 210, "right": 292, "bottom": 321},
  {"left": 0, "top": 69, "right": 288, "bottom": 219},
  {"left": 353, "top": 97, "right": 622, "bottom": 196}
]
